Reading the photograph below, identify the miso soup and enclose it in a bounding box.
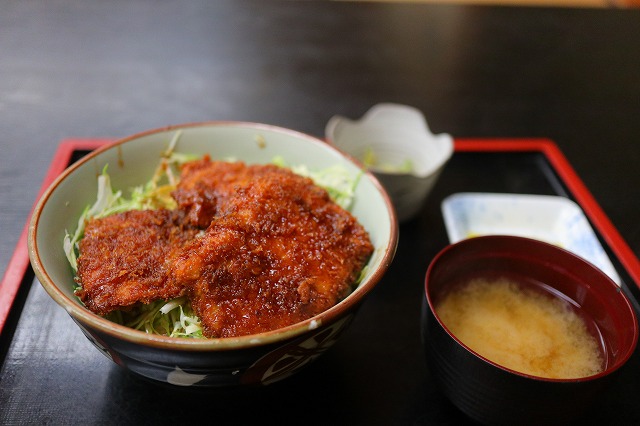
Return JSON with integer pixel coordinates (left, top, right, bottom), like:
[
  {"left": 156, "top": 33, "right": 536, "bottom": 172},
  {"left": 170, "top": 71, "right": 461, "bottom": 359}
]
[{"left": 435, "top": 278, "right": 604, "bottom": 379}]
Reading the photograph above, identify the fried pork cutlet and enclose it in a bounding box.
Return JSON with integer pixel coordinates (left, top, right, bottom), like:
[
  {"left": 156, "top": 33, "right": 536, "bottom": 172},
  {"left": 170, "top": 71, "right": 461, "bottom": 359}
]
[
  {"left": 75, "top": 159, "right": 374, "bottom": 338},
  {"left": 172, "top": 165, "right": 374, "bottom": 338},
  {"left": 76, "top": 209, "right": 199, "bottom": 315},
  {"left": 172, "top": 157, "right": 293, "bottom": 227}
]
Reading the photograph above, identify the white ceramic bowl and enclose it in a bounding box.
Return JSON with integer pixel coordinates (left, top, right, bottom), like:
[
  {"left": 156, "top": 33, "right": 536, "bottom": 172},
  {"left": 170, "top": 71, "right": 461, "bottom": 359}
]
[
  {"left": 326, "top": 103, "right": 453, "bottom": 222},
  {"left": 28, "top": 121, "right": 398, "bottom": 387}
]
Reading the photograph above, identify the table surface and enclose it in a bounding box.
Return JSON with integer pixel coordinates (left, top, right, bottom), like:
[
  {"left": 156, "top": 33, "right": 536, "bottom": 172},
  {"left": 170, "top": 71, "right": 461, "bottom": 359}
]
[{"left": 1, "top": 1, "right": 639, "bottom": 424}]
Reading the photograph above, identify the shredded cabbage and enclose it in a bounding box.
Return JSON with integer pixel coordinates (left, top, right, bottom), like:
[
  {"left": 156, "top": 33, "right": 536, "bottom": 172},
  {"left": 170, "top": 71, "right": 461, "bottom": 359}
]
[
  {"left": 106, "top": 297, "right": 203, "bottom": 338},
  {"left": 271, "top": 155, "right": 361, "bottom": 210},
  {"left": 64, "top": 136, "right": 363, "bottom": 338}
]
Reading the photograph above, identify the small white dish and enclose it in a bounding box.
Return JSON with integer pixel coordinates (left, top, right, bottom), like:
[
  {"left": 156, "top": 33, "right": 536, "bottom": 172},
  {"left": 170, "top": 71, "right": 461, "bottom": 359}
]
[
  {"left": 441, "top": 192, "right": 621, "bottom": 285},
  {"left": 326, "top": 103, "right": 453, "bottom": 222}
]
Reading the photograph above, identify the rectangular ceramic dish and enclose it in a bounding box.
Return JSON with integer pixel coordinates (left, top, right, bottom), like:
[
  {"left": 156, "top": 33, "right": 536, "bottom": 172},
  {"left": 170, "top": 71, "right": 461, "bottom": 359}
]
[{"left": 441, "top": 192, "right": 621, "bottom": 284}]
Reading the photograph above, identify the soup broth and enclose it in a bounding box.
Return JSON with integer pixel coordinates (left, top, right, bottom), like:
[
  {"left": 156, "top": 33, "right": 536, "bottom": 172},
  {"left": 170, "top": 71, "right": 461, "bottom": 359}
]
[{"left": 435, "top": 277, "right": 604, "bottom": 379}]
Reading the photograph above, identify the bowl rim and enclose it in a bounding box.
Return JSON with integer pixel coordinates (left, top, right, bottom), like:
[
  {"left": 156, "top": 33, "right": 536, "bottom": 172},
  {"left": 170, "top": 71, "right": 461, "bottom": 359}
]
[
  {"left": 424, "top": 234, "right": 639, "bottom": 383},
  {"left": 28, "top": 120, "right": 399, "bottom": 351}
]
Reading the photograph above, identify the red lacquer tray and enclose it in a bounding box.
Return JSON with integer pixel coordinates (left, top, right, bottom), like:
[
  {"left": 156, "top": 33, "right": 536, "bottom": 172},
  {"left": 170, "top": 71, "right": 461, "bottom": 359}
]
[{"left": 1, "top": 138, "right": 639, "bottom": 425}]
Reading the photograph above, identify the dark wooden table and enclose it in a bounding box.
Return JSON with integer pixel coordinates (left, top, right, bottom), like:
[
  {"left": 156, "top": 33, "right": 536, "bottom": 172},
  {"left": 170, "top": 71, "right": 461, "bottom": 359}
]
[{"left": 1, "top": 1, "right": 639, "bottom": 424}]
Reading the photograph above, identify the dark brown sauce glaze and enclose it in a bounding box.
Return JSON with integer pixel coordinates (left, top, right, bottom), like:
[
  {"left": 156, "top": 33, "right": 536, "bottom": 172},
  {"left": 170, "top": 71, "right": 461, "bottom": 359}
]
[{"left": 76, "top": 158, "right": 373, "bottom": 338}]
